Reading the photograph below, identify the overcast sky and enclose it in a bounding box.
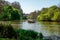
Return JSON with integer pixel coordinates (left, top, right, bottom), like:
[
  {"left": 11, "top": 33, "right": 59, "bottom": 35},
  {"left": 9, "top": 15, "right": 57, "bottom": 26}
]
[{"left": 5, "top": 0, "right": 60, "bottom": 14}]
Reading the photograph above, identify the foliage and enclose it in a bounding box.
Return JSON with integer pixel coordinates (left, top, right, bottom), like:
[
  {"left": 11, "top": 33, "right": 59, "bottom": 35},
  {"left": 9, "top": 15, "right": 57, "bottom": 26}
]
[
  {"left": 37, "top": 5, "right": 60, "bottom": 21},
  {"left": 17, "top": 29, "right": 38, "bottom": 40},
  {"left": 0, "top": 0, "right": 23, "bottom": 21},
  {"left": 0, "top": 6, "right": 21, "bottom": 20},
  {"left": 28, "top": 11, "right": 40, "bottom": 20},
  {"left": 17, "top": 29, "right": 43, "bottom": 40},
  {"left": 0, "top": 24, "right": 17, "bottom": 39}
]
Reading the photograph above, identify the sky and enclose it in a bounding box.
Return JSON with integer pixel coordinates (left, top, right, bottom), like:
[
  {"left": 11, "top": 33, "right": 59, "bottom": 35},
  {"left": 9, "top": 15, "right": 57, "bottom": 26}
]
[{"left": 5, "top": 0, "right": 60, "bottom": 14}]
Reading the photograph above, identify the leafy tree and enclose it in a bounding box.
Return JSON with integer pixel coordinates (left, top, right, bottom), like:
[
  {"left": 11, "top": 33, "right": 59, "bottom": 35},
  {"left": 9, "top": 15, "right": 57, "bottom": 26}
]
[
  {"left": 11, "top": 10, "right": 20, "bottom": 20},
  {"left": 0, "top": 5, "right": 21, "bottom": 20},
  {"left": 37, "top": 5, "right": 60, "bottom": 21}
]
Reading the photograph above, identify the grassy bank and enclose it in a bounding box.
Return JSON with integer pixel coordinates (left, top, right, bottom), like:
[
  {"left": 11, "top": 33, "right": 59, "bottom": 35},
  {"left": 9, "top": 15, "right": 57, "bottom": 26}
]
[
  {"left": 0, "top": 24, "right": 43, "bottom": 40},
  {"left": 0, "top": 24, "right": 17, "bottom": 40}
]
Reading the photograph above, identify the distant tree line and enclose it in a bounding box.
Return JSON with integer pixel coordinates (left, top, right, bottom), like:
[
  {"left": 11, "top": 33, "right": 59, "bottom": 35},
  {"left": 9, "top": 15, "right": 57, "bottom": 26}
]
[
  {"left": 27, "top": 11, "right": 40, "bottom": 20},
  {"left": 28, "top": 5, "right": 60, "bottom": 21}
]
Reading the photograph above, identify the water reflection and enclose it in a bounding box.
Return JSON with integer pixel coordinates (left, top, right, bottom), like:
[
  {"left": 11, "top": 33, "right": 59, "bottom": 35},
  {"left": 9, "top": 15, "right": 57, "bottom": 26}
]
[
  {"left": 0, "top": 21, "right": 60, "bottom": 36},
  {"left": 40, "top": 22, "right": 60, "bottom": 36},
  {"left": 19, "top": 21, "right": 60, "bottom": 36}
]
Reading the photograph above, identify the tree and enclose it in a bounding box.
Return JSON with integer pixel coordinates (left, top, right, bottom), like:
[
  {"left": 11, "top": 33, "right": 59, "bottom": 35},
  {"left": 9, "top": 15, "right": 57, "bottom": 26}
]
[
  {"left": 37, "top": 5, "right": 60, "bottom": 21},
  {"left": 0, "top": 5, "right": 20, "bottom": 20},
  {"left": 11, "top": 1, "right": 23, "bottom": 19},
  {"left": 0, "top": 0, "right": 10, "bottom": 15},
  {"left": 11, "top": 10, "right": 20, "bottom": 20},
  {"left": 12, "top": 1, "right": 21, "bottom": 10},
  {"left": 28, "top": 11, "right": 40, "bottom": 20}
]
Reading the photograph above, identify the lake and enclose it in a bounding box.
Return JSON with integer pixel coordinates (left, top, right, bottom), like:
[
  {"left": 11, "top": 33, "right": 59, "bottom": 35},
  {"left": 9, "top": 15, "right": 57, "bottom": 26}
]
[{"left": 0, "top": 20, "right": 60, "bottom": 37}]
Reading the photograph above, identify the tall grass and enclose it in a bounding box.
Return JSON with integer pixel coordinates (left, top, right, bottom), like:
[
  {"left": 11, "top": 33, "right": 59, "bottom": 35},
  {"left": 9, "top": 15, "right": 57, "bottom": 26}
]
[{"left": 0, "top": 24, "right": 17, "bottom": 39}]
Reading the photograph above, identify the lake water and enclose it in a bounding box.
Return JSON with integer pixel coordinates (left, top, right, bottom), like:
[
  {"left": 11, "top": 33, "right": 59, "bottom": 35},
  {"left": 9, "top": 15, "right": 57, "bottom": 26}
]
[{"left": 0, "top": 20, "right": 60, "bottom": 36}]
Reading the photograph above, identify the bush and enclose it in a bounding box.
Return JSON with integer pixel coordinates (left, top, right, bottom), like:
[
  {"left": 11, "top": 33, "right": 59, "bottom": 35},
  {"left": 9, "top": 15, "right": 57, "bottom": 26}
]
[
  {"left": 0, "top": 24, "right": 18, "bottom": 39},
  {"left": 17, "top": 29, "right": 38, "bottom": 40}
]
